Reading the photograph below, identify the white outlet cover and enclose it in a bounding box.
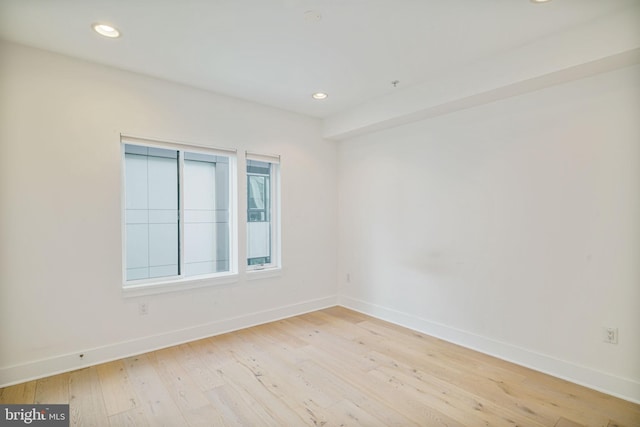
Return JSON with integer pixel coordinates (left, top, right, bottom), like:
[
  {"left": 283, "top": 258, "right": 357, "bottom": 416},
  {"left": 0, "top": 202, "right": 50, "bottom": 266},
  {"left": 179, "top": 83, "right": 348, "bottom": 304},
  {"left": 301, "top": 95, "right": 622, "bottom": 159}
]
[{"left": 603, "top": 327, "right": 618, "bottom": 344}]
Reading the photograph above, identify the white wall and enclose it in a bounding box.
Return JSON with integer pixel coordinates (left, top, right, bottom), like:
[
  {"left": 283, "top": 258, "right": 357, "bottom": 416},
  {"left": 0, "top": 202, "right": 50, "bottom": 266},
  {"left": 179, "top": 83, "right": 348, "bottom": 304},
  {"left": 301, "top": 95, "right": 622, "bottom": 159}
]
[
  {"left": 0, "top": 41, "right": 338, "bottom": 384},
  {"left": 338, "top": 65, "right": 640, "bottom": 402}
]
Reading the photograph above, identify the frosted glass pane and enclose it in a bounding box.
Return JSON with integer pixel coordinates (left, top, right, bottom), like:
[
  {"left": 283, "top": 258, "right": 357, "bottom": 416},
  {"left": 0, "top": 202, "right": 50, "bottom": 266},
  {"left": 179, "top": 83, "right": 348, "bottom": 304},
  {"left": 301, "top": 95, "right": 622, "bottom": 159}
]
[
  {"left": 183, "top": 155, "right": 231, "bottom": 276},
  {"left": 126, "top": 209, "right": 149, "bottom": 224},
  {"left": 127, "top": 267, "right": 149, "bottom": 281},
  {"left": 124, "top": 145, "right": 179, "bottom": 281},
  {"left": 148, "top": 157, "right": 178, "bottom": 210},
  {"left": 125, "top": 154, "right": 148, "bottom": 210},
  {"left": 126, "top": 224, "right": 148, "bottom": 269},
  {"left": 149, "top": 209, "right": 178, "bottom": 224},
  {"left": 150, "top": 264, "right": 178, "bottom": 278},
  {"left": 183, "top": 261, "right": 216, "bottom": 276},
  {"left": 184, "top": 160, "right": 215, "bottom": 210},
  {"left": 184, "top": 210, "right": 217, "bottom": 223},
  {"left": 215, "top": 161, "right": 229, "bottom": 210},
  {"left": 215, "top": 222, "right": 230, "bottom": 263},
  {"left": 184, "top": 223, "right": 215, "bottom": 263},
  {"left": 149, "top": 224, "right": 178, "bottom": 267},
  {"left": 248, "top": 222, "right": 270, "bottom": 258}
]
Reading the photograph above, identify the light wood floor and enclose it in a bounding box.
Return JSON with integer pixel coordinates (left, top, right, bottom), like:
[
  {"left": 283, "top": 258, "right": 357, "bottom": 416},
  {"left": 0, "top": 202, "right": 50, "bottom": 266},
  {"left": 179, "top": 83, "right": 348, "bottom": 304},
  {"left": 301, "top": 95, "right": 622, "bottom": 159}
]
[{"left": 1, "top": 307, "right": 639, "bottom": 426}]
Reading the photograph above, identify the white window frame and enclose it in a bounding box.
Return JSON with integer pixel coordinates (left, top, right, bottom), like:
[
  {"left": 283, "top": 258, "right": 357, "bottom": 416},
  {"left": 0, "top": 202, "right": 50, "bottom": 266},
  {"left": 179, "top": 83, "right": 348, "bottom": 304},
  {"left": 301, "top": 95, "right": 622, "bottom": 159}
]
[
  {"left": 121, "top": 134, "right": 238, "bottom": 296},
  {"left": 245, "top": 151, "right": 281, "bottom": 273}
]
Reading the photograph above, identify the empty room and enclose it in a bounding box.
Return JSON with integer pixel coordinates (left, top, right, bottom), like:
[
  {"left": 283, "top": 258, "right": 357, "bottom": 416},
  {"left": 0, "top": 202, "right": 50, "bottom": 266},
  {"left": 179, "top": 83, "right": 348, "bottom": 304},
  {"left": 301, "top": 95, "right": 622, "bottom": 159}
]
[{"left": 0, "top": 0, "right": 639, "bottom": 426}]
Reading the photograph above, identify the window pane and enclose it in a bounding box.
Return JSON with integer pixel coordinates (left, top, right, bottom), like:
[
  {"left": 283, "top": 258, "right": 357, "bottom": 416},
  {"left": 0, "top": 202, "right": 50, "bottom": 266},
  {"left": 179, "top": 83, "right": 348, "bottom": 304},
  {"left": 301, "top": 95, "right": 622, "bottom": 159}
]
[
  {"left": 247, "top": 160, "right": 272, "bottom": 266},
  {"left": 124, "top": 145, "right": 179, "bottom": 281},
  {"left": 183, "top": 153, "right": 231, "bottom": 276}
]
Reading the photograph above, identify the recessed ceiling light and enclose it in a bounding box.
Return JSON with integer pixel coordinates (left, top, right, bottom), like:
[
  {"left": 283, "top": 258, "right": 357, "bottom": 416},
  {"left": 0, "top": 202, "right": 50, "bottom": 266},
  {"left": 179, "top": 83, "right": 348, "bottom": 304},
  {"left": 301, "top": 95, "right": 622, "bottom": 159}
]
[
  {"left": 312, "top": 92, "right": 328, "bottom": 100},
  {"left": 92, "top": 23, "right": 121, "bottom": 38},
  {"left": 530, "top": 0, "right": 552, "bottom": 3},
  {"left": 304, "top": 10, "right": 322, "bottom": 23}
]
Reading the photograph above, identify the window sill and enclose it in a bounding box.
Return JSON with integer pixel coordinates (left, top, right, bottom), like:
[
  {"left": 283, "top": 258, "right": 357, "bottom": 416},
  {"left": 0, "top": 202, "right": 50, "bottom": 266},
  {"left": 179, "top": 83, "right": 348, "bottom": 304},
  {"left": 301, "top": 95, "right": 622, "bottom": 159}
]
[
  {"left": 122, "top": 273, "right": 238, "bottom": 298},
  {"left": 245, "top": 267, "right": 282, "bottom": 281}
]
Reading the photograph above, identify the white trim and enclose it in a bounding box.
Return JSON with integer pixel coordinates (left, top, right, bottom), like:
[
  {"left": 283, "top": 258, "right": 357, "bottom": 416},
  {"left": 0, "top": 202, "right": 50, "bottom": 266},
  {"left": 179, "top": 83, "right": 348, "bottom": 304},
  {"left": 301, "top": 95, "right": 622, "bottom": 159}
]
[
  {"left": 273, "top": 161, "right": 281, "bottom": 268},
  {"left": 338, "top": 295, "right": 640, "bottom": 404},
  {"left": 246, "top": 267, "right": 282, "bottom": 281},
  {"left": 0, "top": 296, "right": 338, "bottom": 388},
  {"left": 245, "top": 150, "right": 280, "bottom": 164},
  {"left": 122, "top": 133, "right": 236, "bottom": 157},
  {"left": 122, "top": 272, "right": 239, "bottom": 297},
  {"left": 228, "top": 155, "right": 239, "bottom": 275},
  {"left": 120, "top": 145, "right": 127, "bottom": 285}
]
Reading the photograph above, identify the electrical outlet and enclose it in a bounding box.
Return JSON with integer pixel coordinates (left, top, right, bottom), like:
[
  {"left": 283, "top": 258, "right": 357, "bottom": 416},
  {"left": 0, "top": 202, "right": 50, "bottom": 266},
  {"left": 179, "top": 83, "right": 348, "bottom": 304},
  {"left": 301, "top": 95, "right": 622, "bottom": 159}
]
[
  {"left": 139, "top": 302, "right": 149, "bottom": 316},
  {"left": 603, "top": 327, "right": 618, "bottom": 344}
]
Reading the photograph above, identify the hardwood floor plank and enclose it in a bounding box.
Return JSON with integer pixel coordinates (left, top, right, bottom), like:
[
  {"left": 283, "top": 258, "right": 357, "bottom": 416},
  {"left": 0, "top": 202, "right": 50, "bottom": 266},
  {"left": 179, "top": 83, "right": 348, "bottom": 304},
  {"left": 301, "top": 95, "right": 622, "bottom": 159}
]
[
  {"left": 300, "top": 344, "right": 465, "bottom": 426},
  {"left": 214, "top": 334, "right": 339, "bottom": 425},
  {"left": 555, "top": 417, "right": 586, "bottom": 427},
  {"left": 366, "top": 347, "right": 556, "bottom": 426},
  {"left": 204, "top": 383, "right": 276, "bottom": 426},
  {"left": 0, "top": 380, "right": 36, "bottom": 404},
  {"left": 522, "top": 376, "right": 640, "bottom": 427},
  {"left": 180, "top": 400, "right": 228, "bottom": 427},
  {"left": 216, "top": 359, "right": 308, "bottom": 425},
  {"left": 34, "top": 372, "right": 70, "bottom": 404},
  {"left": 123, "top": 354, "right": 188, "bottom": 426},
  {"left": 184, "top": 338, "right": 234, "bottom": 381},
  {"left": 68, "top": 367, "right": 109, "bottom": 426},
  {"left": 608, "top": 419, "right": 637, "bottom": 427},
  {"left": 250, "top": 320, "right": 310, "bottom": 349},
  {"left": 169, "top": 343, "right": 225, "bottom": 392},
  {"left": 96, "top": 360, "right": 138, "bottom": 416},
  {"left": 297, "top": 358, "right": 418, "bottom": 426},
  {"left": 326, "top": 399, "right": 389, "bottom": 426},
  {"left": 322, "top": 305, "right": 371, "bottom": 323},
  {"left": 371, "top": 363, "right": 547, "bottom": 426},
  {"left": 147, "top": 348, "right": 210, "bottom": 412},
  {"left": 108, "top": 406, "right": 150, "bottom": 427}
]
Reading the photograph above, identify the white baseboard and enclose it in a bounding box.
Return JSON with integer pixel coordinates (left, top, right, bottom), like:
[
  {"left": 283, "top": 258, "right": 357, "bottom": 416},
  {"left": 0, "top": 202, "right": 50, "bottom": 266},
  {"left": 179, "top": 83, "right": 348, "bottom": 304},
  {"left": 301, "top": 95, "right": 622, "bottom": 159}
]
[
  {"left": 339, "top": 295, "right": 640, "bottom": 405},
  {"left": 0, "top": 296, "right": 337, "bottom": 388}
]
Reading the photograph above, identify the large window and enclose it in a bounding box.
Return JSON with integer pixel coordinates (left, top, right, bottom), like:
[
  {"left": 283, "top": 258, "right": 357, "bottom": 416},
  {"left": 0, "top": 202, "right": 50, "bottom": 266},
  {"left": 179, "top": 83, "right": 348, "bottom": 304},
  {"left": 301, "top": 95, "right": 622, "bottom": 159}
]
[
  {"left": 122, "top": 136, "right": 236, "bottom": 285},
  {"left": 246, "top": 152, "right": 280, "bottom": 270}
]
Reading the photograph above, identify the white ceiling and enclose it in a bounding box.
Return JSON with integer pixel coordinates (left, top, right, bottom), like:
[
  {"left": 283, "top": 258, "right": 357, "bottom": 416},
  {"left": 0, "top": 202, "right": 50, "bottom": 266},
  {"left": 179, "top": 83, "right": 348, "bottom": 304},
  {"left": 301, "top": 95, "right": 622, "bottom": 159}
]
[{"left": 0, "top": 0, "right": 638, "bottom": 118}]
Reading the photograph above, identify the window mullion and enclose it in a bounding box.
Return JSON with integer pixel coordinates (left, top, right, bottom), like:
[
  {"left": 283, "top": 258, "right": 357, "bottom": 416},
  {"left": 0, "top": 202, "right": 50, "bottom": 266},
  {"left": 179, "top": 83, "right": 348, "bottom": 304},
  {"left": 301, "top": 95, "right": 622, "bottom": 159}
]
[
  {"left": 178, "top": 150, "right": 185, "bottom": 278},
  {"left": 271, "top": 164, "right": 280, "bottom": 268}
]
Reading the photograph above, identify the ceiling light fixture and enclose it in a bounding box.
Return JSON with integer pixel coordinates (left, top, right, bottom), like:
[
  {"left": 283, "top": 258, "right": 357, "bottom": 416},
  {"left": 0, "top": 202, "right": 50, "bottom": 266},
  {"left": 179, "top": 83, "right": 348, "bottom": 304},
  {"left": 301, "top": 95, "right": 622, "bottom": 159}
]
[
  {"left": 92, "top": 23, "right": 121, "bottom": 38},
  {"left": 312, "top": 92, "right": 328, "bottom": 100},
  {"left": 530, "top": 0, "right": 552, "bottom": 3},
  {"left": 304, "top": 10, "right": 322, "bottom": 23}
]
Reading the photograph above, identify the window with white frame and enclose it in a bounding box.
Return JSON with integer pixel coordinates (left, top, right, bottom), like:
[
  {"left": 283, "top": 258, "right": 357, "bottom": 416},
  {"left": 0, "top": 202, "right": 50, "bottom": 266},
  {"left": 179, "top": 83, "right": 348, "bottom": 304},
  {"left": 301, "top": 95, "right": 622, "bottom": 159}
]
[
  {"left": 246, "top": 152, "right": 280, "bottom": 270},
  {"left": 122, "top": 136, "right": 236, "bottom": 285}
]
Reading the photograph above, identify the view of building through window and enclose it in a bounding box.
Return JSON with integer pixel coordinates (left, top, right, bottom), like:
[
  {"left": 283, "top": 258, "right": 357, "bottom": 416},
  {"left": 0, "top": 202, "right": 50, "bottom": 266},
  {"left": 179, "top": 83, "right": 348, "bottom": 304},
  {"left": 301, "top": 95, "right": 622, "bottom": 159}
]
[
  {"left": 123, "top": 142, "right": 233, "bottom": 283},
  {"left": 246, "top": 152, "right": 280, "bottom": 270},
  {"left": 247, "top": 159, "right": 272, "bottom": 267}
]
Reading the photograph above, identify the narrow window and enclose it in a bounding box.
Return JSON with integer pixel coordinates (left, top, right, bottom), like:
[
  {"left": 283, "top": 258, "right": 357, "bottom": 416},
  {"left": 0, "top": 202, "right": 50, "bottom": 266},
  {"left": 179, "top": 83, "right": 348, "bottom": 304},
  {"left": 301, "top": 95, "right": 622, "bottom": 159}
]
[
  {"left": 246, "top": 152, "right": 280, "bottom": 270},
  {"left": 122, "top": 136, "right": 236, "bottom": 286}
]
